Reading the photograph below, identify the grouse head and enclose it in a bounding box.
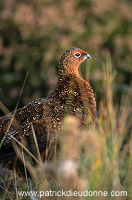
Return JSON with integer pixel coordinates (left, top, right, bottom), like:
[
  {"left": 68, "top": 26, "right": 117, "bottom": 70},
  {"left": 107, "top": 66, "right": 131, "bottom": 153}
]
[{"left": 59, "top": 47, "right": 91, "bottom": 76}]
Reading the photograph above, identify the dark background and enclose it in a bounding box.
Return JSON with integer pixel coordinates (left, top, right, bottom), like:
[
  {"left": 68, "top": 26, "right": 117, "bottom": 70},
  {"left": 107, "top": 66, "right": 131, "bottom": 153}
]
[{"left": 0, "top": 0, "right": 131, "bottom": 116}]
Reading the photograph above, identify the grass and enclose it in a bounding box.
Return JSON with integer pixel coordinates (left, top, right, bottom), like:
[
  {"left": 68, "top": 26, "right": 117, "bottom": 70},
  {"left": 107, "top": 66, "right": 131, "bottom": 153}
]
[{"left": 0, "top": 56, "right": 131, "bottom": 200}]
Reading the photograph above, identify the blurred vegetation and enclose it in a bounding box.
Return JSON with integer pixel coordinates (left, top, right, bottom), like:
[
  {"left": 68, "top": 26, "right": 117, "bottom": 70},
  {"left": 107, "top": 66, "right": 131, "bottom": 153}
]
[{"left": 0, "top": 0, "right": 132, "bottom": 115}]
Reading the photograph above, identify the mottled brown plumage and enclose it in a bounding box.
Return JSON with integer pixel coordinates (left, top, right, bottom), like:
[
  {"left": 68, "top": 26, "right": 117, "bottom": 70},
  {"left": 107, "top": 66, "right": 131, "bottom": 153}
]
[{"left": 0, "top": 47, "right": 96, "bottom": 171}]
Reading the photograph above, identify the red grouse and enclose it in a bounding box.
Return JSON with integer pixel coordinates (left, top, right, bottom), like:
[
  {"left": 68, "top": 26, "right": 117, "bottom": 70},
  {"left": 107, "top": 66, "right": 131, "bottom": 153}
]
[{"left": 0, "top": 47, "right": 96, "bottom": 171}]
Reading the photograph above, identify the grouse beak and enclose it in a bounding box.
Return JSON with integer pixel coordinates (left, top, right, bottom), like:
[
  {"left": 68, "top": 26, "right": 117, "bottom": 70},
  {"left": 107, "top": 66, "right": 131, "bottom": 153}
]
[{"left": 83, "top": 53, "right": 92, "bottom": 62}]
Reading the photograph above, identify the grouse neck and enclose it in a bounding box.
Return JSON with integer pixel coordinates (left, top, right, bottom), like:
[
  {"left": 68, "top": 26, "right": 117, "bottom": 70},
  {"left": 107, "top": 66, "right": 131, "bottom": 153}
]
[
  {"left": 56, "top": 71, "right": 81, "bottom": 86},
  {"left": 58, "top": 62, "right": 80, "bottom": 76}
]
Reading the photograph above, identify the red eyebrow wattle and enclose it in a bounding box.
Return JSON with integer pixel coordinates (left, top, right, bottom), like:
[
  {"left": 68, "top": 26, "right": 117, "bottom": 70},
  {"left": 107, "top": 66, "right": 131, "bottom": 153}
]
[{"left": 72, "top": 50, "right": 83, "bottom": 54}]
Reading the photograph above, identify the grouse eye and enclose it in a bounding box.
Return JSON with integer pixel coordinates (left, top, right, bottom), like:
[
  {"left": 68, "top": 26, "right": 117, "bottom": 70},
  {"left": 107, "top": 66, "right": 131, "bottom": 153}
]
[{"left": 74, "top": 52, "right": 81, "bottom": 58}]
